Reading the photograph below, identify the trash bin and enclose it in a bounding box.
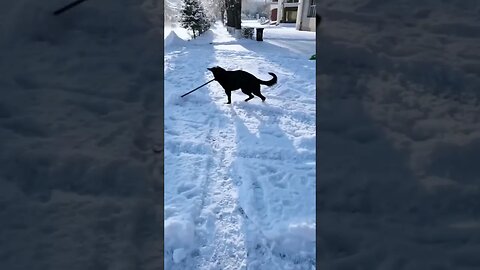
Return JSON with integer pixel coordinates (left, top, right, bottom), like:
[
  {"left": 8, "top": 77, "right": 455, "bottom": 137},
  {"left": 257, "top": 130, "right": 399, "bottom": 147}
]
[{"left": 256, "top": 28, "right": 264, "bottom": 41}]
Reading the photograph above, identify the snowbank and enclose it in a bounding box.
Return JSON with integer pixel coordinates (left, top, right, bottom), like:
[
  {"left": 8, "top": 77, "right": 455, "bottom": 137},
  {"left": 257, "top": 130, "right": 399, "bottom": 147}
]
[
  {"left": 164, "top": 217, "right": 195, "bottom": 250},
  {"left": 164, "top": 29, "right": 188, "bottom": 47}
]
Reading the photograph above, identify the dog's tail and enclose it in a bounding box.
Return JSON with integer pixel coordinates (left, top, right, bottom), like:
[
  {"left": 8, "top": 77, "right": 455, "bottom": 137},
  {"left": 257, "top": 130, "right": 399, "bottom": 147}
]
[{"left": 258, "top": 72, "right": 277, "bottom": 86}]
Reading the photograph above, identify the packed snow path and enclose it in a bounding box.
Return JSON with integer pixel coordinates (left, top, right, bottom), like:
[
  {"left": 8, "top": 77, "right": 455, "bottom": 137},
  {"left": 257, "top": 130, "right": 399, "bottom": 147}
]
[{"left": 164, "top": 24, "right": 316, "bottom": 269}]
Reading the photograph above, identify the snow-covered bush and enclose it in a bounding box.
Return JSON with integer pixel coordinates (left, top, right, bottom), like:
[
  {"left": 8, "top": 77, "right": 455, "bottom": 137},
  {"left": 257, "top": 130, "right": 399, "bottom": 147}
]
[{"left": 241, "top": 27, "right": 254, "bottom": 39}]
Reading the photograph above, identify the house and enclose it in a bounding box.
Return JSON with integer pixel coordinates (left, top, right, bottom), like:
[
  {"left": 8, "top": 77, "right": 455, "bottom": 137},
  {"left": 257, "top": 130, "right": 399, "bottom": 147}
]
[
  {"left": 268, "top": 0, "right": 298, "bottom": 23},
  {"left": 295, "top": 0, "right": 315, "bottom": 31},
  {"left": 267, "top": 0, "right": 315, "bottom": 31}
]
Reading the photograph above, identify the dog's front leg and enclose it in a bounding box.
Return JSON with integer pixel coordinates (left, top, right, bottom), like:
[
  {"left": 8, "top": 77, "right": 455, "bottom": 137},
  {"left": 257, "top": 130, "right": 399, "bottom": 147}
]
[{"left": 225, "top": 90, "right": 232, "bottom": 104}]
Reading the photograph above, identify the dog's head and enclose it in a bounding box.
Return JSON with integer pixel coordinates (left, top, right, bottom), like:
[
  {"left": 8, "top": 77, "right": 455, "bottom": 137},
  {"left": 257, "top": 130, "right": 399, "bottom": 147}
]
[{"left": 207, "top": 66, "right": 226, "bottom": 79}]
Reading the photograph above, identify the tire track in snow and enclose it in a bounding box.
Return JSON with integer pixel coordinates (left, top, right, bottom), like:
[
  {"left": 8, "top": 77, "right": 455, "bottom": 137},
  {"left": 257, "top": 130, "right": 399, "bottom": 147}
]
[
  {"left": 165, "top": 37, "right": 248, "bottom": 269},
  {"left": 193, "top": 112, "right": 247, "bottom": 269}
]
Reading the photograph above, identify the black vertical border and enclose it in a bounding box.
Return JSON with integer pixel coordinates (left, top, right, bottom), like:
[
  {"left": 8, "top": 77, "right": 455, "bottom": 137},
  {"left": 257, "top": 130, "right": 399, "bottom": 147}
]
[
  {"left": 159, "top": 0, "right": 165, "bottom": 268},
  {"left": 315, "top": 2, "right": 320, "bottom": 269}
]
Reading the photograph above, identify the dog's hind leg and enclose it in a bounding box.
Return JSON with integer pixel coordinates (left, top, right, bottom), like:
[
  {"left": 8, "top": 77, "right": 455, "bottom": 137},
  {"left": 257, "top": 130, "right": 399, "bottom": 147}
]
[
  {"left": 244, "top": 95, "right": 254, "bottom": 102},
  {"left": 252, "top": 85, "right": 266, "bottom": 102},
  {"left": 241, "top": 88, "right": 254, "bottom": 102}
]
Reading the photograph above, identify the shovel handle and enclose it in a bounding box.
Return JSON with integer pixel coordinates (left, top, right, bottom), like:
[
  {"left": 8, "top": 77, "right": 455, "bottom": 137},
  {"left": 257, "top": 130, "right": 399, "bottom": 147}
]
[
  {"left": 181, "top": 79, "right": 215, "bottom": 97},
  {"left": 53, "top": 0, "right": 89, "bottom": 16}
]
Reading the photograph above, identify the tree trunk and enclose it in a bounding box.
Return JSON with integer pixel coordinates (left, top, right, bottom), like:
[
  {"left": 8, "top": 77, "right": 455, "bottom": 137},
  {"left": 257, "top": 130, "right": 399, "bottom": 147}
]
[
  {"left": 220, "top": 6, "right": 225, "bottom": 24},
  {"left": 226, "top": 0, "right": 233, "bottom": 27},
  {"left": 234, "top": 0, "right": 241, "bottom": 30}
]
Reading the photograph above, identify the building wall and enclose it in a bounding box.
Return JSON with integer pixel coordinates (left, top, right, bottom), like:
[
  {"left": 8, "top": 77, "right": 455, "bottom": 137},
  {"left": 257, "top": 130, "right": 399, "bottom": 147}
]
[
  {"left": 273, "top": 0, "right": 300, "bottom": 23},
  {"left": 276, "top": 0, "right": 284, "bottom": 22},
  {"left": 296, "top": 0, "right": 315, "bottom": 31}
]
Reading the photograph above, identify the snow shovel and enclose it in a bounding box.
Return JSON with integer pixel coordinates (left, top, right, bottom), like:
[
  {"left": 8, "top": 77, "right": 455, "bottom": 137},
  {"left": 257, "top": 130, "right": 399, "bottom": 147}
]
[
  {"left": 181, "top": 79, "right": 215, "bottom": 98},
  {"left": 53, "top": 0, "right": 90, "bottom": 16}
]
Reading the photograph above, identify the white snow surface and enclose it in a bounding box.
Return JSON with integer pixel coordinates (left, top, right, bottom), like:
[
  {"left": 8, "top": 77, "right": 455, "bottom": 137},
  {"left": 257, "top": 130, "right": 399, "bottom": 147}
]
[
  {"left": 318, "top": 0, "right": 480, "bottom": 269},
  {"left": 164, "top": 23, "right": 316, "bottom": 269},
  {"left": 0, "top": 0, "right": 163, "bottom": 269}
]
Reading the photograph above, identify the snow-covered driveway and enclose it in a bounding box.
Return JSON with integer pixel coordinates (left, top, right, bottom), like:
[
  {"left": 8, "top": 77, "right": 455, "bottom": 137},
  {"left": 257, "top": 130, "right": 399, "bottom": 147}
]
[{"left": 164, "top": 24, "right": 316, "bottom": 269}]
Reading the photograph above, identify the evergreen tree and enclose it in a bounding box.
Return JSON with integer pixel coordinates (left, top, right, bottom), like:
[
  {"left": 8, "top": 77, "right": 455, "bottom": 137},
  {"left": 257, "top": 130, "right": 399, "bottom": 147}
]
[
  {"left": 197, "top": 4, "right": 211, "bottom": 34},
  {"left": 200, "top": 0, "right": 224, "bottom": 23},
  {"left": 180, "top": 0, "right": 211, "bottom": 39}
]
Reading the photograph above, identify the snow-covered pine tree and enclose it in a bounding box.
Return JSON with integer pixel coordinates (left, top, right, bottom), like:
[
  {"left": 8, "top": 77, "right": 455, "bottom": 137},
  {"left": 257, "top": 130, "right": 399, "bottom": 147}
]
[
  {"left": 200, "top": 0, "right": 224, "bottom": 23},
  {"left": 197, "top": 4, "right": 211, "bottom": 35},
  {"left": 180, "top": 0, "right": 211, "bottom": 39}
]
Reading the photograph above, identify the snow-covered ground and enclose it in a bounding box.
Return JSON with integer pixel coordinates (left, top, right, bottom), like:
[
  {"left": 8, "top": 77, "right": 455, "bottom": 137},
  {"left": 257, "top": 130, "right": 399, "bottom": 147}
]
[
  {"left": 318, "top": 0, "right": 480, "bottom": 269},
  {"left": 164, "top": 23, "right": 316, "bottom": 269},
  {"left": 0, "top": 1, "right": 163, "bottom": 269}
]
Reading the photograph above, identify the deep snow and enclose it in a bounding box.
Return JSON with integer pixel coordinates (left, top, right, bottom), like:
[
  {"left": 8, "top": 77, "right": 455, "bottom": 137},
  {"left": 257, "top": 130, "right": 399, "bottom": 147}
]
[
  {"left": 164, "top": 23, "right": 316, "bottom": 269},
  {"left": 0, "top": 1, "right": 163, "bottom": 269},
  {"left": 318, "top": 0, "right": 480, "bottom": 269}
]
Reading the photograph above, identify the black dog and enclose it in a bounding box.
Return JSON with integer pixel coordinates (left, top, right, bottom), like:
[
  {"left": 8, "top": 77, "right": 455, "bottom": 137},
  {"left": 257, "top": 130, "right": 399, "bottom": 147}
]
[{"left": 207, "top": 66, "right": 277, "bottom": 104}]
